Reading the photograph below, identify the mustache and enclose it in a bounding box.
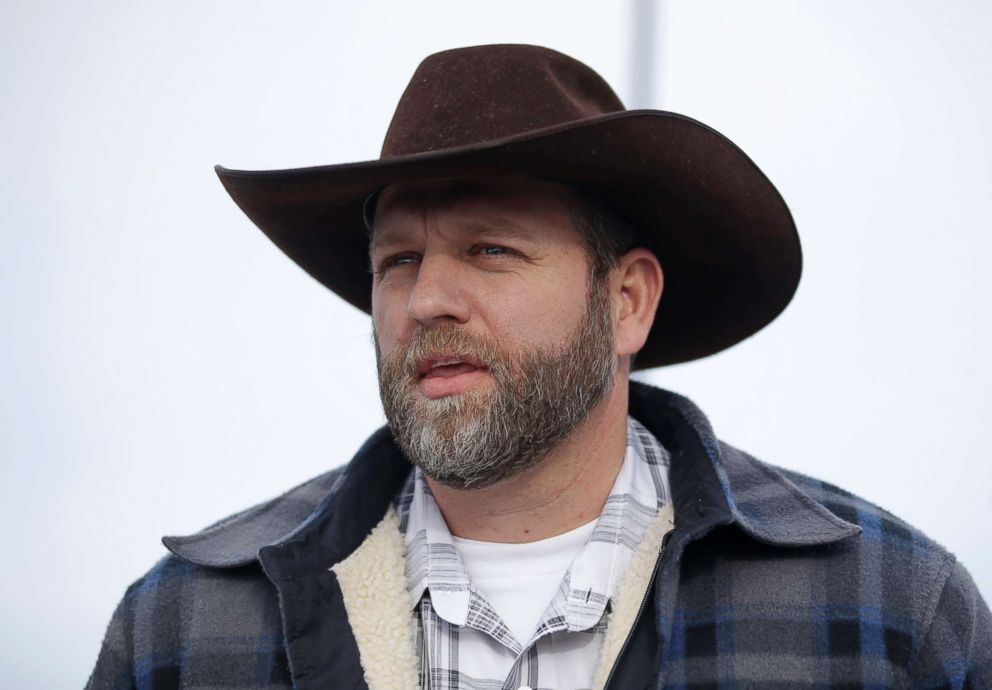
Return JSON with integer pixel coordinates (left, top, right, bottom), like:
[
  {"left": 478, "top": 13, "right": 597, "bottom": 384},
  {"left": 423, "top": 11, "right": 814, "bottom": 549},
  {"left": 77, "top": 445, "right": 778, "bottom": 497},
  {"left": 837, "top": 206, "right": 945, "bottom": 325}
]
[{"left": 380, "top": 325, "right": 513, "bottom": 379}]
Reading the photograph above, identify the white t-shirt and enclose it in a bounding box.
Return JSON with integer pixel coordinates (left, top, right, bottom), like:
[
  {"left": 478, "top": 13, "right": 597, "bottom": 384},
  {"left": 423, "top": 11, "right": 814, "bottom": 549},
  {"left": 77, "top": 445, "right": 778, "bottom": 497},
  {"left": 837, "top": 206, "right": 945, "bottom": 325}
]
[{"left": 451, "top": 518, "right": 598, "bottom": 645}]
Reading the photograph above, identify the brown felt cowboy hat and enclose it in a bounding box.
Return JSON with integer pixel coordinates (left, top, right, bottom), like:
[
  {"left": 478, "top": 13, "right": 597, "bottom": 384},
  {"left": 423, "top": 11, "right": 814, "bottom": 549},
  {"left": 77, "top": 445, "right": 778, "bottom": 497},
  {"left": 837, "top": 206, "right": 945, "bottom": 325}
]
[{"left": 215, "top": 44, "right": 801, "bottom": 368}]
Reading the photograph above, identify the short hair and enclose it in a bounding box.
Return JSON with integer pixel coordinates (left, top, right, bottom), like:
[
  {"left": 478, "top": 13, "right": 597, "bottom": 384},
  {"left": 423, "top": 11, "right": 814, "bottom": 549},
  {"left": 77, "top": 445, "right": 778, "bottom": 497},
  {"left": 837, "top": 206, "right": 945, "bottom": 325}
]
[{"left": 567, "top": 189, "right": 644, "bottom": 281}]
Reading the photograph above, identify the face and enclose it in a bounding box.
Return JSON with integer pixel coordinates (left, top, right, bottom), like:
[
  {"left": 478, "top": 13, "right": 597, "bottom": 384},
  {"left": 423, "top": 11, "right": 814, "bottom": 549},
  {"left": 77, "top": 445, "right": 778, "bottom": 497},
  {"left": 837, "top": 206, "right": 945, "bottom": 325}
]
[{"left": 370, "top": 177, "right": 619, "bottom": 489}]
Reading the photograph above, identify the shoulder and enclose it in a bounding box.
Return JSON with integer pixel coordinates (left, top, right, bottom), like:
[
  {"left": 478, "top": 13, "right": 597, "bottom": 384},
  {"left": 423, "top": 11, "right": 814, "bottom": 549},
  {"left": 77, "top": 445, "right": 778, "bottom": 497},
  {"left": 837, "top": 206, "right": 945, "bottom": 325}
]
[
  {"left": 763, "top": 447, "right": 954, "bottom": 578},
  {"left": 84, "top": 463, "right": 350, "bottom": 690},
  {"left": 715, "top": 441, "right": 992, "bottom": 677},
  {"left": 720, "top": 442, "right": 955, "bottom": 576},
  {"left": 162, "top": 463, "right": 352, "bottom": 567},
  {"left": 88, "top": 553, "right": 290, "bottom": 689},
  {"left": 720, "top": 438, "right": 953, "bottom": 566},
  {"left": 121, "top": 551, "right": 279, "bottom": 611},
  {"left": 120, "top": 461, "right": 355, "bottom": 625}
]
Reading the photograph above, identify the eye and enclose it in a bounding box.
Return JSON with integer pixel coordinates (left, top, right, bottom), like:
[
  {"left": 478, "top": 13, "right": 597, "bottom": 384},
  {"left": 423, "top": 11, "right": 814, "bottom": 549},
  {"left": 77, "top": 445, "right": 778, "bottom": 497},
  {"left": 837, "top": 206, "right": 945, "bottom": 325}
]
[
  {"left": 472, "top": 244, "right": 510, "bottom": 257},
  {"left": 374, "top": 252, "right": 420, "bottom": 275}
]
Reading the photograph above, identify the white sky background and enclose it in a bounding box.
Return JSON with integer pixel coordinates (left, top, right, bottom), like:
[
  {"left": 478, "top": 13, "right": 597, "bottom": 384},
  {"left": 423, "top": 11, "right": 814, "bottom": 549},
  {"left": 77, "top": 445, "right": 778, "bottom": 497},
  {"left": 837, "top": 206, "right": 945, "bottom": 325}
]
[{"left": 2, "top": 1, "right": 990, "bottom": 686}]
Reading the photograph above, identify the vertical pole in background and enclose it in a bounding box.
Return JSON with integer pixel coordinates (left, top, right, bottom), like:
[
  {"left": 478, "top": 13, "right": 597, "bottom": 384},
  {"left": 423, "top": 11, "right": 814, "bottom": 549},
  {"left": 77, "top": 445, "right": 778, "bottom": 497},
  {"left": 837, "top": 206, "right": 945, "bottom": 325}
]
[{"left": 630, "top": 0, "right": 660, "bottom": 108}]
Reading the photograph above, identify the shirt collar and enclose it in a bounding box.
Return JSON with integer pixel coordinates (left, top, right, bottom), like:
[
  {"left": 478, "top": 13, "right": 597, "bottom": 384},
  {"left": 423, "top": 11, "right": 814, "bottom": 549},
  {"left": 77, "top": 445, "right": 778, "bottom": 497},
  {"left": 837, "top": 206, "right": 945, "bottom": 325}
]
[
  {"left": 402, "top": 472, "right": 472, "bottom": 623},
  {"left": 401, "top": 416, "right": 672, "bottom": 634}
]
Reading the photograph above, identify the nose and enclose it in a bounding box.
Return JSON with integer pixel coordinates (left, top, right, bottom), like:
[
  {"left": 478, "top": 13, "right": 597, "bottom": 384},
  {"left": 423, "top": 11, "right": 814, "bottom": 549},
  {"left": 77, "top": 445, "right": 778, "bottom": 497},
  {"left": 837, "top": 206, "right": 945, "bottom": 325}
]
[{"left": 407, "top": 253, "right": 470, "bottom": 327}]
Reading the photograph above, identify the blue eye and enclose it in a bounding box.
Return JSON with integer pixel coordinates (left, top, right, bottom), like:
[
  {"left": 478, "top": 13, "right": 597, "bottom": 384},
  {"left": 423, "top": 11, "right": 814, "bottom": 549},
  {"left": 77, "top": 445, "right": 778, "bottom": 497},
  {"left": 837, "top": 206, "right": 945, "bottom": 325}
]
[
  {"left": 374, "top": 253, "right": 420, "bottom": 275},
  {"left": 478, "top": 245, "right": 507, "bottom": 255}
]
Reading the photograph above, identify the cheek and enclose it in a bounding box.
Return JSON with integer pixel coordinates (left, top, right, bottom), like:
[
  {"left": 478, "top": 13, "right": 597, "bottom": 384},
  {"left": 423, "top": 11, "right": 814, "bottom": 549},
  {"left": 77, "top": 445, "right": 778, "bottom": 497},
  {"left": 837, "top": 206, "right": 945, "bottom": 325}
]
[
  {"left": 486, "top": 273, "right": 590, "bottom": 347},
  {"left": 371, "top": 295, "right": 406, "bottom": 357}
]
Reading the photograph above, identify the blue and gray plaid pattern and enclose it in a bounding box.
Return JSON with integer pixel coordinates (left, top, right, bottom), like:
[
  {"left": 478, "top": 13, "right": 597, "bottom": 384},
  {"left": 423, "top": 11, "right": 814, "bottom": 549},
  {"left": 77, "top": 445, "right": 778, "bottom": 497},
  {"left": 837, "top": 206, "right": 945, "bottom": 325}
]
[
  {"left": 86, "top": 383, "right": 992, "bottom": 689},
  {"left": 394, "top": 417, "right": 671, "bottom": 690}
]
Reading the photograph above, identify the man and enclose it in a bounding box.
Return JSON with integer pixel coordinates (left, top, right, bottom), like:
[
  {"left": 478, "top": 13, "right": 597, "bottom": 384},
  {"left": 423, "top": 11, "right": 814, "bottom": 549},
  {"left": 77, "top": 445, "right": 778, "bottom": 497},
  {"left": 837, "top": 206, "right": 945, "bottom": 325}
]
[{"left": 89, "top": 44, "right": 990, "bottom": 689}]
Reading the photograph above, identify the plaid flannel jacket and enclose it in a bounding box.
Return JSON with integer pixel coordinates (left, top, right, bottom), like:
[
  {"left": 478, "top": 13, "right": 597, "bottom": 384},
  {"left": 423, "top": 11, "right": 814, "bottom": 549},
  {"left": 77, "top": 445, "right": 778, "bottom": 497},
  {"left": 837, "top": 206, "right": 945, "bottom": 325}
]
[{"left": 88, "top": 383, "right": 992, "bottom": 689}]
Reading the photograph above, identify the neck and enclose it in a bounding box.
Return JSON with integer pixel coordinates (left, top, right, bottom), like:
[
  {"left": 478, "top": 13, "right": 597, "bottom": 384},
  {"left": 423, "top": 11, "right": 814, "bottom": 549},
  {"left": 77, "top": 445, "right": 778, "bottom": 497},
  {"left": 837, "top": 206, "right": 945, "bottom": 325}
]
[{"left": 425, "top": 375, "right": 631, "bottom": 543}]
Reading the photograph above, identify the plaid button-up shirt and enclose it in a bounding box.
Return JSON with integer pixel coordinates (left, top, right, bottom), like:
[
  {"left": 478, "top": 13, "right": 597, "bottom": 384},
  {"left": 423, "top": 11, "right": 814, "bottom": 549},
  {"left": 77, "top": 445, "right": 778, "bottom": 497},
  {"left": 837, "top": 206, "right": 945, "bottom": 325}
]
[{"left": 395, "top": 417, "right": 671, "bottom": 690}]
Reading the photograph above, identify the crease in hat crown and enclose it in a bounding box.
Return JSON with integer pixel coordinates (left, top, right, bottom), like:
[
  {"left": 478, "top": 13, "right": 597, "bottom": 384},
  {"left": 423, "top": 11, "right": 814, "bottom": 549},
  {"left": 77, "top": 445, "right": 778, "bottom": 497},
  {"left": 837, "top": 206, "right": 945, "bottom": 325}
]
[{"left": 381, "top": 44, "right": 627, "bottom": 158}]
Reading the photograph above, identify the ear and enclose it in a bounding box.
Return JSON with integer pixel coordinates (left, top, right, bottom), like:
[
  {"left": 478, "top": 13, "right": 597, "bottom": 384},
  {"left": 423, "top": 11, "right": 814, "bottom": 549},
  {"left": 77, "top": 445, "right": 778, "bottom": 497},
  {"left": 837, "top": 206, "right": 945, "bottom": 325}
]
[{"left": 612, "top": 248, "right": 663, "bottom": 358}]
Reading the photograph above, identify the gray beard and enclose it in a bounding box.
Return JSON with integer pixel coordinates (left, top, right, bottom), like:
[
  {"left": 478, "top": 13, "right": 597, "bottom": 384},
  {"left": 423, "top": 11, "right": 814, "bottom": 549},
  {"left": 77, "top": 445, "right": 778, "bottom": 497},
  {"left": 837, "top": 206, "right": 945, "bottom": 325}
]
[{"left": 375, "top": 282, "right": 616, "bottom": 489}]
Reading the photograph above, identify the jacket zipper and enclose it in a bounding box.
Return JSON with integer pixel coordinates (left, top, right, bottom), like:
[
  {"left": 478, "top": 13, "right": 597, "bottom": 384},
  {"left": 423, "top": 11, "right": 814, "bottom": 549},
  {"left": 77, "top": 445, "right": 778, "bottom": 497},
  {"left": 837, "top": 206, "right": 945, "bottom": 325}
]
[{"left": 601, "top": 532, "right": 671, "bottom": 690}]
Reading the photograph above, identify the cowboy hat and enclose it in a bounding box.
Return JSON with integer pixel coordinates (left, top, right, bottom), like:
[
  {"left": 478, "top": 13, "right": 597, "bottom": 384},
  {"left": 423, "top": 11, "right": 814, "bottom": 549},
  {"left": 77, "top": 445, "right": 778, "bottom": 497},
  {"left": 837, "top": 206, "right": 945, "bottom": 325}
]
[{"left": 215, "top": 44, "right": 801, "bottom": 368}]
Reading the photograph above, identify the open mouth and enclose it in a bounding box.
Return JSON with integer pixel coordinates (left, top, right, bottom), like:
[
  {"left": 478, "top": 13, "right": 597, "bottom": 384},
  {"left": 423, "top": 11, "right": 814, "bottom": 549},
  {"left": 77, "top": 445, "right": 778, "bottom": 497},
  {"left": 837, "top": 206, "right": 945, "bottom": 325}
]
[{"left": 416, "top": 354, "right": 490, "bottom": 398}]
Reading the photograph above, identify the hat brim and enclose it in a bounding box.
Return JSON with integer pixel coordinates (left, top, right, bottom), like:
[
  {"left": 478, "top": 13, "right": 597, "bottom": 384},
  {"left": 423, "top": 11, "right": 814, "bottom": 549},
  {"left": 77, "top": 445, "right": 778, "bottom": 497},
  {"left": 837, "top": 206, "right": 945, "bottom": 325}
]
[{"left": 215, "top": 109, "right": 800, "bottom": 369}]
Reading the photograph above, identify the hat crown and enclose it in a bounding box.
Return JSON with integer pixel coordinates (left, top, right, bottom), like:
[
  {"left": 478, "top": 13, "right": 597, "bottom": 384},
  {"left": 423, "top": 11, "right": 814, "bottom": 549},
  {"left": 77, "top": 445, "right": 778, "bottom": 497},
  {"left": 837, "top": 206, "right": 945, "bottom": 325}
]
[{"left": 381, "top": 44, "right": 625, "bottom": 158}]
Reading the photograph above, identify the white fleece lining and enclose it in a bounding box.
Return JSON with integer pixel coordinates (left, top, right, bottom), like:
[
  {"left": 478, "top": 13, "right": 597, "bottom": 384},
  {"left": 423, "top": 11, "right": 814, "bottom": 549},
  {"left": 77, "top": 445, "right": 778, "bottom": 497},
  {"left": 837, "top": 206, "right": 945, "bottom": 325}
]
[
  {"left": 331, "top": 507, "right": 421, "bottom": 690},
  {"left": 332, "top": 503, "right": 674, "bottom": 690},
  {"left": 592, "top": 502, "right": 675, "bottom": 690}
]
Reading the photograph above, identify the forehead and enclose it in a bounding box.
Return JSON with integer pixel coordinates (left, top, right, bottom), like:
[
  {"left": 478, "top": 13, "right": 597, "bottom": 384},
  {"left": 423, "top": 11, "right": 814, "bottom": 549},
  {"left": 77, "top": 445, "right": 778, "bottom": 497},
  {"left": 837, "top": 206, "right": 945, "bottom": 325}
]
[{"left": 370, "top": 176, "right": 580, "bottom": 243}]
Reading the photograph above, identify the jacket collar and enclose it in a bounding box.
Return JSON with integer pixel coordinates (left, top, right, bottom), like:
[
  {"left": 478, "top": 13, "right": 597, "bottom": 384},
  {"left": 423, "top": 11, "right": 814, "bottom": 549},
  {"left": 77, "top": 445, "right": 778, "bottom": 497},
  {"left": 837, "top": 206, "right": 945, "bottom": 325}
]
[
  {"left": 163, "top": 382, "right": 859, "bottom": 569},
  {"left": 627, "top": 382, "right": 860, "bottom": 547},
  {"left": 163, "top": 426, "right": 410, "bottom": 569}
]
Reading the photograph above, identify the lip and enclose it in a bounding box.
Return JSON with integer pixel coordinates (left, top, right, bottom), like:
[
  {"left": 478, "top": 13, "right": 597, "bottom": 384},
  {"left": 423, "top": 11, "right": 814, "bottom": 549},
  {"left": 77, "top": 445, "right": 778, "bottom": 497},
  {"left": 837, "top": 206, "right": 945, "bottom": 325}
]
[
  {"left": 415, "top": 353, "right": 487, "bottom": 376},
  {"left": 416, "top": 353, "right": 490, "bottom": 399}
]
